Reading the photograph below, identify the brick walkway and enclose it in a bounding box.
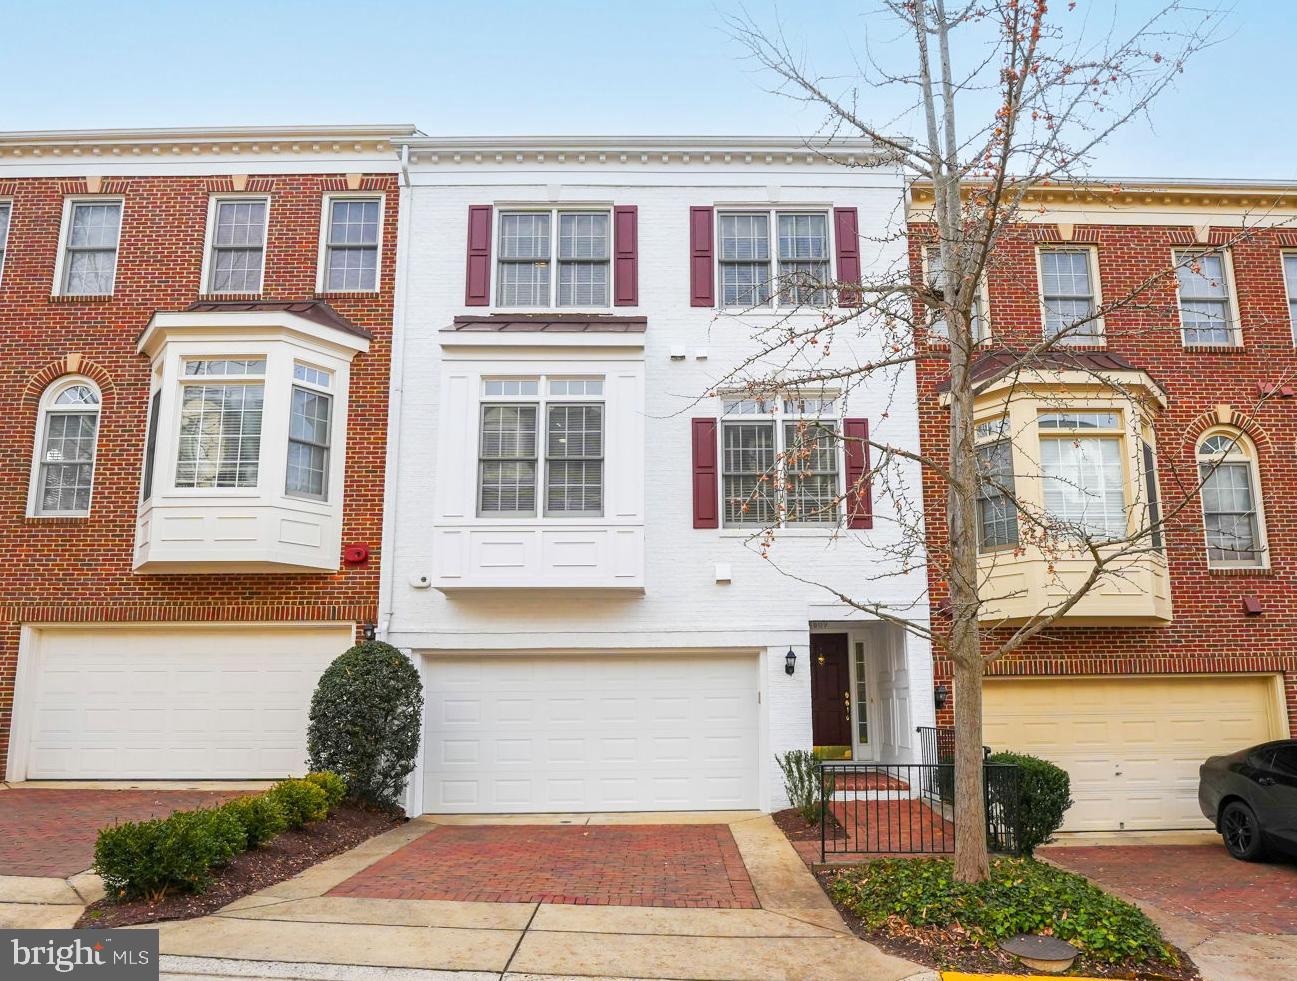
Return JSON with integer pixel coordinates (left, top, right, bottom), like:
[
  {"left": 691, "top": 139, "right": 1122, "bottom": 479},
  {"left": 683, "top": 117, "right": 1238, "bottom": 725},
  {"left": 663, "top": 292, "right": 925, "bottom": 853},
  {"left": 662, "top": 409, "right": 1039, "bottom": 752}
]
[
  {"left": 0, "top": 788, "right": 242, "bottom": 877},
  {"left": 827, "top": 798, "right": 954, "bottom": 856},
  {"left": 328, "top": 823, "right": 761, "bottom": 908},
  {"left": 1047, "top": 844, "right": 1297, "bottom": 935}
]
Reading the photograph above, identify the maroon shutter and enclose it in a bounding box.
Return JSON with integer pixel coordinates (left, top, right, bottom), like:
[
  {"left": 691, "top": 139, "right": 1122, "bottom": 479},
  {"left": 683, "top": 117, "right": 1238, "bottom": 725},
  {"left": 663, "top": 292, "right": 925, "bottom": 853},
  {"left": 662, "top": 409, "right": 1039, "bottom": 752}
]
[
  {"left": 613, "top": 205, "right": 638, "bottom": 306},
  {"left": 834, "top": 207, "right": 861, "bottom": 307},
  {"left": 691, "top": 418, "right": 719, "bottom": 528},
  {"left": 689, "top": 206, "right": 715, "bottom": 307},
  {"left": 843, "top": 417, "right": 872, "bottom": 529},
  {"left": 464, "top": 205, "right": 493, "bottom": 306}
]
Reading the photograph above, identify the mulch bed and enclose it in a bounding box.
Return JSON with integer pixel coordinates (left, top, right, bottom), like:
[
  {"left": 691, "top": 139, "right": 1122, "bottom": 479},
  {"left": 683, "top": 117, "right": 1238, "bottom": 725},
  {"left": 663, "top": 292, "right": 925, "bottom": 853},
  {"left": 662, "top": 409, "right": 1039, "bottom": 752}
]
[
  {"left": 772, "top": 807, "right": 846, "bottom": 842},
  {"left": 75, "top": 805, "right": 401, "bottom": 929},
  {"left": 815, "top": 867, "right": 1202, "bottom": 981}
]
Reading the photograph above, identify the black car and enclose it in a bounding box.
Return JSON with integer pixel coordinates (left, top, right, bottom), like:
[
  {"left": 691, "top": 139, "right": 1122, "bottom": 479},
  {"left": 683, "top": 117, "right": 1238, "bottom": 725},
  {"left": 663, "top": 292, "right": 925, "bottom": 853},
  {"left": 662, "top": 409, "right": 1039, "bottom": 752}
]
[{"left": 1199, "top": 740, "right": 1297, "bottom": 861}]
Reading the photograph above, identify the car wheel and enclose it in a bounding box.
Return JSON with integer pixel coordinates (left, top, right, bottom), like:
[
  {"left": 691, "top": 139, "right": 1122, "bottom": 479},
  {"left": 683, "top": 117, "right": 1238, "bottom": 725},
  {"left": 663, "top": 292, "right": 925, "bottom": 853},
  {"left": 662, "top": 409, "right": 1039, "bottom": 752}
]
[{"left": 1220, "top": 801, "right": 1266, "bottom": 861}]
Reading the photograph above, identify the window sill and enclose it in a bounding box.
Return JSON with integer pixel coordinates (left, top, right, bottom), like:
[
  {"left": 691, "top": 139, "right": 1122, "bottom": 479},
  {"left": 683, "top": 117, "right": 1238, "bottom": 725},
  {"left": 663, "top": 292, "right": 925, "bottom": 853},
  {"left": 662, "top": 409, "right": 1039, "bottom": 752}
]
[
  {"left": 48, "top": 293, "right": 113, "bottom": 303},
  {"left": 196, "top": 292, "right": 262, "bottom": 302},
  {"left": 719, "top": 526, "right": 842, "bottom": 539},
  {"left": 24, "top": 514, "right": 90, "bottom": 523},
  {"left": 315, "top": 290, "right": 382, "bottom": 300},
  {"left": 1182, "top": 343, "right": 1245, "bottom": 353},
  {"left": 1206, "top": 565, "right": 1273, "bottom": 576}
]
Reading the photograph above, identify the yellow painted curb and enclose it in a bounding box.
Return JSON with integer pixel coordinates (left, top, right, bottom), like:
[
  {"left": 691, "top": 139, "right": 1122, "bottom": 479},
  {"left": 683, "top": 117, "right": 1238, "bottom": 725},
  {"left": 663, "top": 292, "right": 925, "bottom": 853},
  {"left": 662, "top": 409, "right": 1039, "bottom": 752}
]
[{"left": 942, "top": 974, "right": 1108, "bottom": 981}]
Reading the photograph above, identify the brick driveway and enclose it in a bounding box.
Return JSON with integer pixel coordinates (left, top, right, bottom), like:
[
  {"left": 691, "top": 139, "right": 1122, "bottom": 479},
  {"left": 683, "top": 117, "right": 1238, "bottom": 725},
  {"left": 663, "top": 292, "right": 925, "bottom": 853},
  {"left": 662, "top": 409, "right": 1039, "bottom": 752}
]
[
  {"left": 1047, "top": 844, "right": 1297, "bottom": 935},
  {"left": 0, "top": 788, "right": 242, "bottom": 878},
  {"left": 328, "top": 823, "right": 761, "bottom": 908}
]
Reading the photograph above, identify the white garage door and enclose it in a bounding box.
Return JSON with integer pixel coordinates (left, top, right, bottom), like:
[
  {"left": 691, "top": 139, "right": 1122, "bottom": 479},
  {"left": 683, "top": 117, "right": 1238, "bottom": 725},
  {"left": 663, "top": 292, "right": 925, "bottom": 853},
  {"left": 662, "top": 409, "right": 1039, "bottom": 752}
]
[
  {"left": 422, "top": 653, "right": 759, "bottom": 813},
  {"left": 19, "top": 625, "right": 351, "bottom": 779},
  {"left": 984, "top": 675, "right": 1285, "bottom": 832}
]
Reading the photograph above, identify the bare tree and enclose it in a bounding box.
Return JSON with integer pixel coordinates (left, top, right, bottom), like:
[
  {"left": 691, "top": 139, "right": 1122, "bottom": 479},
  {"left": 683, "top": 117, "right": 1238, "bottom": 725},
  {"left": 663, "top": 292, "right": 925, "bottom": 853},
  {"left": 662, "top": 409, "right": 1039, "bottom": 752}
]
[{"left": 715, "top": 1, "right": 1253, "bottom": 881}]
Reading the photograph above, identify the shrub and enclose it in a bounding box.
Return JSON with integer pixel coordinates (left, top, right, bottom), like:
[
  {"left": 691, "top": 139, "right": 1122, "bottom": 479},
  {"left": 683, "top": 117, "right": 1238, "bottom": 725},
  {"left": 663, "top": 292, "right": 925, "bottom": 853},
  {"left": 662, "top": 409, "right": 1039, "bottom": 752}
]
[
  {"left": 94, "top": 806, "right": 246, "bottom": 901},
  {"left": 777, "top": 749, "right": 835, "bottom": 825},
  {"left": 223, "top": 794, "right": 288, "bottom": 847},
  {"left": 307, "top": 641, "right": 423, "bottom": 811},
  {"left": 305, "top": 771, "right": 347, "bottom": 809},
  {"left": 267, "top": 778, "right": 329, "bottom": 829},
  {"left": 987, "top": 751, "right": 1073, "bottom": 856},
  {"left": 831, "top": 856, "right": 1174, "bottom": 967}
]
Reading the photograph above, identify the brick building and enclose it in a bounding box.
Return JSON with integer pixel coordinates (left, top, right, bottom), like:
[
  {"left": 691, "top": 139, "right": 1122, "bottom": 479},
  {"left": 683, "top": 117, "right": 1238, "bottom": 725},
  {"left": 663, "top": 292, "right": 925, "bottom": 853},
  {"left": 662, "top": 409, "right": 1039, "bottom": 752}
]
[
  {"left": 0, "top": 126, "right": 412, "bottom": 779},
  {"left": 910, "top": 180, "right": 1297, "bottom": 832}
]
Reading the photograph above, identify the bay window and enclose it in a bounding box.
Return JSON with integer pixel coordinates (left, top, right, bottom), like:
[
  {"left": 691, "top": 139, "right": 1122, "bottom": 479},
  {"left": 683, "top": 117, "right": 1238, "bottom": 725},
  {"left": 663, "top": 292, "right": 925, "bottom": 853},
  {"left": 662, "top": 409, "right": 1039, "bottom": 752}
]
[
  {"left": 477, "top": 377, "right": 605, "bottom": 517},
  {"left": 721, "top": 397, "right": 840, "bottom": 527},
  {"left": 974, "top": 417, "right": 1017, "bottom": 550},
  {"left": 1038, "top": 411, "right": 1127, "bottom": 542},
  {"left": 175, "top": 359, "right": 265, "bottom": 489},
  {"left": 287, "top": 364, "right": 333, "bottom": 500}
]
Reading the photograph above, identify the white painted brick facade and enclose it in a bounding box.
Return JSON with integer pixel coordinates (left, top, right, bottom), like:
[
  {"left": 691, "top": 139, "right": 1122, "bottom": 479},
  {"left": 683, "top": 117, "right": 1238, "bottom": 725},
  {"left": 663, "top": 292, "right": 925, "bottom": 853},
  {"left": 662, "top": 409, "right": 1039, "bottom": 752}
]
[{"left": 385, "top": 142, "right": 934, "bottom": 813}]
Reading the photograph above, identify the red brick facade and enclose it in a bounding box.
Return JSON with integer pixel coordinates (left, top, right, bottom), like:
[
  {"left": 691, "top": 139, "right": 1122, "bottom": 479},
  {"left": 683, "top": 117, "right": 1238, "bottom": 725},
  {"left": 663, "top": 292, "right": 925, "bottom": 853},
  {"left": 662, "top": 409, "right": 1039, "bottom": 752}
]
[
  {"left": 0, "top": 170, "right": 398, "bottom": 766},
  {"left": 912, "top": 215, "right": 1297, "bottom": 733}
]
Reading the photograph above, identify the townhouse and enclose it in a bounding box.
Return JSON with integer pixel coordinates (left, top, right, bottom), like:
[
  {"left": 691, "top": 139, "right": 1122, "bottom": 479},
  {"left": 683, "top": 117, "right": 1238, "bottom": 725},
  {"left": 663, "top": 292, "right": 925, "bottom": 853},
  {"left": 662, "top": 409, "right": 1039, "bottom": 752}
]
[
  {"left": 382, "top": 137, "right": 934, "bottom": 815},
  {"left": 1, "top": 125, "right": 413, "bottom": 781},
  {"left": 911, "top": 181, "right": 1297, "bottom": 832}
]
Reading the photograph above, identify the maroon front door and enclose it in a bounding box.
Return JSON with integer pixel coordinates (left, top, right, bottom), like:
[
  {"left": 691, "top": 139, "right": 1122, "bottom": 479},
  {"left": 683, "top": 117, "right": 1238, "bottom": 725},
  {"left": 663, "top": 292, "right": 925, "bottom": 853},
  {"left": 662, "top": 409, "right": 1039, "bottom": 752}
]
[{"left": 810, "top": 633, "right": 852, "bottom": 749}]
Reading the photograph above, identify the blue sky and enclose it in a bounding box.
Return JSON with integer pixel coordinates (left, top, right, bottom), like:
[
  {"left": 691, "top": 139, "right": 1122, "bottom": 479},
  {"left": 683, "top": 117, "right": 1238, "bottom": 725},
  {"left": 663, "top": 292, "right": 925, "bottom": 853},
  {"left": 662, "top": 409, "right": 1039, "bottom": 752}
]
[{"left": 2, "top": 0, "right": 1289, "bottom": 180}]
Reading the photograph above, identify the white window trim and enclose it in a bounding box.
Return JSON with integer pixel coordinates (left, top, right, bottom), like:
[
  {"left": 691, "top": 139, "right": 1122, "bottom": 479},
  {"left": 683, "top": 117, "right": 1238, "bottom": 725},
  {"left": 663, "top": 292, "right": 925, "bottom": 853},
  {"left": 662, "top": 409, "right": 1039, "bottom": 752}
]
[
  {"left": 200, "top": 194, "right": 271, "bottom": 296},
  {"left": 1036, "top": 244, "right": 1106, "bottom": 346},
  {"left": 718, "top": 394, "right": 845, "bottom": 529},
  {"left": 1035, "top": 408, "right": 1129, "bottom": 542},
  {"left": 315, "top": 193, "right": 385, "bottom": 294},
  {"left": 1282, "top": 250, "right": 1297, "bottom": 348},
  {"left": 921, "top": 245, "right": 992, "bottom": 343},
  {"left": 715, "top": 207, "right": 836, "bottom": 311},
  {"left": 1172, "top": 247, "right": 1243, "bottom": 348},
  {"left": 493, "top": 206, "right": 614, "bottom": 312},
  {"left": 27, "top": 375, "right": 102, "bottom": 517},
  {"left": 171, "top": 357, "right": 269, "bottom": 494},
  {"left": 475, "top": 374, "right": 607, "bottom": 519},
  {"left": 0, "top": 198, "right": 12, "bottom": 289},
  {"left": 1196, "top": 427, "right": 1269, "bottom": 570},
  {"left": 51, "top": 196, "right": 124, "bottom": 297},
  {"left": 286, "top": 363, "right": 334, "bottom": 502}
]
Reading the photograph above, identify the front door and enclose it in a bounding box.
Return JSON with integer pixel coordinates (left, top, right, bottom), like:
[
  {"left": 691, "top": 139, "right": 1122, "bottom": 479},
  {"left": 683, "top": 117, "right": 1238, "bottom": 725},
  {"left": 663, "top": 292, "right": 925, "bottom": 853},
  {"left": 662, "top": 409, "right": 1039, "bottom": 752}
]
[{"left": 811, "top": 633, "right": 852, "bottom": 754}]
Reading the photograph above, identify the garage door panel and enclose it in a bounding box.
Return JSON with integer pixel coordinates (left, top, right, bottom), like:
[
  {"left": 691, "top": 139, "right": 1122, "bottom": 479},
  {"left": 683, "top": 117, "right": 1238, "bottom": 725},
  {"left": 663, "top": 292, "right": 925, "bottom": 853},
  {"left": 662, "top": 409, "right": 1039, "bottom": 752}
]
[
  {"left": 23, "top": 626, "right": 348, "bottom": 780},
  {"left": 422, "top": 654, "right": 759, "bottom": 813},
  {"left": 986, "top": 676, "right": 1283, "bottom": 832}
]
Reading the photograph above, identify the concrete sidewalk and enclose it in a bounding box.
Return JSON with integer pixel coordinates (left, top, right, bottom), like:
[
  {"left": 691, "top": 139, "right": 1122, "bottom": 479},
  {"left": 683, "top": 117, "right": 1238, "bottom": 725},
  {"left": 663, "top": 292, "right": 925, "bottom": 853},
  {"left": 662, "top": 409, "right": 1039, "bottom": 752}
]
[{"left": 140, "top": 813, "right": 927, "bottom": 981}]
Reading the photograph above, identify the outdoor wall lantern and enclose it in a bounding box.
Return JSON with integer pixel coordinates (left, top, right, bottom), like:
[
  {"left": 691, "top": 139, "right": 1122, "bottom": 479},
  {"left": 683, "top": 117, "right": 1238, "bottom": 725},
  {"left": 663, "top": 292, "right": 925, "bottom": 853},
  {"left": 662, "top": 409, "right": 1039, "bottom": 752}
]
[
  {"left": 933, "top": 684, "right": 950, "bottom": 710},
  {"left": 784, "top": 647, "right": 797, "bottom": 675},
  {"left": 362, "top": 622, "right": 377, "bottom": 642}
]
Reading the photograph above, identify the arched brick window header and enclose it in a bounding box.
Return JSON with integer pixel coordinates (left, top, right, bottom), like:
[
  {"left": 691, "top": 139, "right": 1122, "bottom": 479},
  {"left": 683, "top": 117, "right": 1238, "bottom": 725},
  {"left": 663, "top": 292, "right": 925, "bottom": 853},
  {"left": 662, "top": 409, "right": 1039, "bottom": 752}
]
[
  {"left": 23, "top": 355, "right": 115, "bottom": 408},
  {"left": 1181, "top": 407, "right": 1271, "bottom": 454}
]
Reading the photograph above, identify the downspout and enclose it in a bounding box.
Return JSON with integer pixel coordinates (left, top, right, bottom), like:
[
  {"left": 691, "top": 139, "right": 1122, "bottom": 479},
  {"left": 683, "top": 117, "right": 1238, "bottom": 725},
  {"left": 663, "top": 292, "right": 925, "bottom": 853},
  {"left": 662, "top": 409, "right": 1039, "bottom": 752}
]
[{"left": 376, "top": 141, "right": 412, "bottom": 643}]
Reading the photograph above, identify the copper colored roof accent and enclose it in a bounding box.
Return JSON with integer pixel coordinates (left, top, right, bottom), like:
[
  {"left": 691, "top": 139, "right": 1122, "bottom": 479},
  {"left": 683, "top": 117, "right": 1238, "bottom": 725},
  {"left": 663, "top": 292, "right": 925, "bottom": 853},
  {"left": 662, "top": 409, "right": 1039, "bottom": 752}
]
[
  {"left": 184, "top": 299, "right": 372, "bottom": 340},
  {"left": 446, "top": 314, "right": 648, "bottom": 333},
  {"left": 935, "top": 349, "right": 1153, "bottom": 392}
]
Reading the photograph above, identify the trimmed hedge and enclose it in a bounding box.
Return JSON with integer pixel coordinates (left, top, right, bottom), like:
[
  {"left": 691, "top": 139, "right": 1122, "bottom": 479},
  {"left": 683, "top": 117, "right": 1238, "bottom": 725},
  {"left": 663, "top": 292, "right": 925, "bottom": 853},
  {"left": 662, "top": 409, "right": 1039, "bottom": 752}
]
[
  {"left": 832, "top": 857, "right": 1175, "bottom": 967},
  {"left": 307, "top": 641, "right": 423, "bottom": 812},
  {"left": 987, "top": 751, "right": 1072, "bottom": 856},
  {"left": 93, "top": 773, "right": 343, "bottom": 902}
]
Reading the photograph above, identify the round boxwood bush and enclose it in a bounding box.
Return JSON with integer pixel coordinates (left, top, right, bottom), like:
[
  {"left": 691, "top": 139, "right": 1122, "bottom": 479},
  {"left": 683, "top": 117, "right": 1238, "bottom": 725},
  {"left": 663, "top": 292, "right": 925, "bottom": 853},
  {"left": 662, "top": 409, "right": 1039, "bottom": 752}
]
[
  {"left": 307, "top": 641, "right": 423, "bottom": 812},
  {"left": 988, "top": 750, "right": 1073, "bottom": 856}
]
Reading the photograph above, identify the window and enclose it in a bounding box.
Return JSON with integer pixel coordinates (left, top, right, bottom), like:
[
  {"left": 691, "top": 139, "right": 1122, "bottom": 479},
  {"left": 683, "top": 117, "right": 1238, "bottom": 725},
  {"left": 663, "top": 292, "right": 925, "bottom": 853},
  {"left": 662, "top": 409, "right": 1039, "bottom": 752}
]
[
  {"left": 286, "top": 363, "right": 332, "bottom": 500},
  {"left": 1282, "top": 253, "right": 1297, "bottom": 345},
  {"left": 925, "top": 246, "right": 987, "bottom": 342},
  {"left": 175, "top": 358, "right": 265, "bottom": 488},
  {"left": 853, "top": 640, "right": 869, "bottom": 745},
  {"left": 719, "top": 211, "right": 830, "bottom": 307},
  {"left": 721, "top": 397, "right": 840, "bottom": 526},
  {"left": 0, "top": 201, "right": 11, "bottom": 286},
  {"left": 1142, "top": 439, "right": 1164, "bottom": 551},
  {"left": 1198, "top": 431, "right": 1266, "bottom": 568},
  {"left": 477, "top": 376, "right": 605, "bottom": 517},
  {"left": 496, "top": 210, "right": 610, "bottom": 307},
  {"left": 31, "top": 380, "right": 101, "bottom": 516},
  {"left": 974, "top": 418, "right": 1017, "bottom": 551},
  {"left": 1175, "top": 250, "right": 1235, "bottom": 346},
  {"left": 59, "top": 200, "right": 122, "bottom": 295},
  {"left": 1039, "top": 410, "right": 1126, "bottom": 542},
  {"left": 206, "top": 198, "right": 268, "bottom": 294},
  {"left": 141, "top": 389, "right": 161, "bottom": 501},
  {"left": 322, "top": 197, "right": 381, "bottom": 292},
  {"left": 1039, "top": 248, "right": 1101, "bottom": 344}
]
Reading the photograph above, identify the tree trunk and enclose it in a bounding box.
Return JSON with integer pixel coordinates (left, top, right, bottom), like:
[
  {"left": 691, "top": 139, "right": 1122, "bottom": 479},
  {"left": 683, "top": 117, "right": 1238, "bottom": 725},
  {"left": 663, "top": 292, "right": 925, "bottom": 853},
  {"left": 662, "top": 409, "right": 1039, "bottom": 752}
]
[{"left": 951, "top": 652, "right": 989, "bottom": 880}]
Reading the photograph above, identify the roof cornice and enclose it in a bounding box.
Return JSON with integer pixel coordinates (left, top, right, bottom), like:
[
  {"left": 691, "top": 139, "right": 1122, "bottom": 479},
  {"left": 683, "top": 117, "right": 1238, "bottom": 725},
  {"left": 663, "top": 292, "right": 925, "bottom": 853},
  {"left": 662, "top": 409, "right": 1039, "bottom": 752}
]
[
  {"left": 0, "top": 124, "right": 416, "bottom": 160},
  {"left": 910, "top": 177, "right": 1297, "bottom": 210},
  {"left": 393, "top": 134, "right": 900, "bottom": 168}
]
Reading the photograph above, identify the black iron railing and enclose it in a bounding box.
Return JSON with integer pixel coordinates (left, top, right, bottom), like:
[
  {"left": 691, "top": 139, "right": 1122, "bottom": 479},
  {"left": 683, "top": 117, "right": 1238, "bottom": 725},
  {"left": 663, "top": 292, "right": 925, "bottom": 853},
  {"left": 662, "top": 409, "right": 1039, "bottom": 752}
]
[
  {"left": 915, "top": 725, "right": 991, "bottom": 766},
  {"left": 818, "top": 760, "right": 1022, "bottom": 861}
]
